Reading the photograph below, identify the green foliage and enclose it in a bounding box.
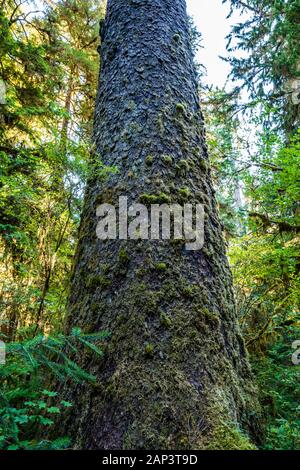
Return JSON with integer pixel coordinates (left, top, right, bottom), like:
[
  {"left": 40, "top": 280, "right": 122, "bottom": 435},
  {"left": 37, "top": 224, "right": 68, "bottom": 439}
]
[
  {"left": 155, "top": 262, "right": 167, "bottom": 272},
  {"left": 0, "top": 327, "right": 109, "bottom": 450}
]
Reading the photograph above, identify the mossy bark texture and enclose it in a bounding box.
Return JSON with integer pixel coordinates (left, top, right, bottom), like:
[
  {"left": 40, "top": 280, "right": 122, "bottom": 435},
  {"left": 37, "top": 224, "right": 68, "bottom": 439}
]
[{"left": 62, "top": 0, "right": 261, "bottom": 450}]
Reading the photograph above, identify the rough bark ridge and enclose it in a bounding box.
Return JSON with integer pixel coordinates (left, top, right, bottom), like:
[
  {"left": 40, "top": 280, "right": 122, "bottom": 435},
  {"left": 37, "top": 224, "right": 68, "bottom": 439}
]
[{"left": 62, "top": 0, "right": 260, "bottom": 450}]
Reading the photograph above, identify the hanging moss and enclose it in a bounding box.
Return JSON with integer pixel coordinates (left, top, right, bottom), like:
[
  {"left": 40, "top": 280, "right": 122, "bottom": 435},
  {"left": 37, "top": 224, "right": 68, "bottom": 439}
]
[
  {"left": 155, "top": 262, "right": 167, "bottom": 272},
  {"left": 181, "top": 285, "right": 195, "bottom": 298},
  {"left": 118, "top": 248, "right": 130, "bottom": 265},
  {"left": 200, "top": 308, "right": 221, "bottom": 326},
  {"left": 145, "top": 155, "right": 154, "bottom": 166},
  {"left": 176, "top": 102, "right": 187, "bottom": 114},
  {"left": 145, "top": 343, "right": 155, "bottom": 357},
  {"left": 102, "top": 263, "right": 111, "bottom": 274},
  {"left": 204, "top": 422, "right": 257, "bottom": 450},
  {"left": 125, "top": 100, "right": 137, "bottom": 111},
  {"left": 176, "top": 159, "right": 190, "bottom": 175},
  {"left": 160, "top": 312, "right": 172, "bottom": 328},
  {"left": 162, "top": 155, "right": 173, "bottom": 165}
]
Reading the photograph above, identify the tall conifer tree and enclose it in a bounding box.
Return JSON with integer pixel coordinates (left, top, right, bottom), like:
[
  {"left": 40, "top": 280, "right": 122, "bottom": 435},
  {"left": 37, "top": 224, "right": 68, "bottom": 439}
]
[{"left": 62, "top": 0, "right": 260, "bottom": 449}]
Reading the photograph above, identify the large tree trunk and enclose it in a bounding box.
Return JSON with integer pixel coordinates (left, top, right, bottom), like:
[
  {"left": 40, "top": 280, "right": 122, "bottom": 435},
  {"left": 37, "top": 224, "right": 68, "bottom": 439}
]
[{"left": 61, "top": 0, "right": 260, "bottom": 450}]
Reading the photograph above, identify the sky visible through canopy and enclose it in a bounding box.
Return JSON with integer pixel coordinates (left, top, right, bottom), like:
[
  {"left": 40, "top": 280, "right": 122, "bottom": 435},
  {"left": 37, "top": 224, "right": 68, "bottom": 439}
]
[{"left": 186, "top": 0, "right": 239, "bottom": 87}]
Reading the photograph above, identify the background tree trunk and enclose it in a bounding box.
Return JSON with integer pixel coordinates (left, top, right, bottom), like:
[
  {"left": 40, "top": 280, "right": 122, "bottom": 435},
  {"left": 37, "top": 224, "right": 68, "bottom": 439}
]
[{"left": 61, "top": 0, "right": 261, "bottom": 450}]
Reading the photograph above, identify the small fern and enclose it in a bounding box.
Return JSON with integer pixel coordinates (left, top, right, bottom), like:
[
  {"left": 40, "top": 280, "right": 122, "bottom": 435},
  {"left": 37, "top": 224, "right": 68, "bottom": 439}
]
[{"left": 0, "top": 328, "right": 109, "bottom": 450}]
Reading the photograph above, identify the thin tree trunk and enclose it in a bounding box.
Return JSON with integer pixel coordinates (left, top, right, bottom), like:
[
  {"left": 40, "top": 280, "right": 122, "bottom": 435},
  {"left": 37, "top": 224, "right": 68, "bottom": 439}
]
[{"left": 61, "top": 0, "right": 261, "bottom": 450}]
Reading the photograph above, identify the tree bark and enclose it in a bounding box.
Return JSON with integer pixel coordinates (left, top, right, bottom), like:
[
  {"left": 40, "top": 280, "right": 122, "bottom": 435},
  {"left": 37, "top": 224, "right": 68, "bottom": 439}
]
[{"left": 61, "top": 0, "right": 261, "bottom": 450}]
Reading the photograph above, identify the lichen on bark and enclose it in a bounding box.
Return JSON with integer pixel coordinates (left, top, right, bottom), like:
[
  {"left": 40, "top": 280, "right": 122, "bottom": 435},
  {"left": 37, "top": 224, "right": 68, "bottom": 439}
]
[{"left": 60, "top": 0, "right": 261, "bottom": 450}]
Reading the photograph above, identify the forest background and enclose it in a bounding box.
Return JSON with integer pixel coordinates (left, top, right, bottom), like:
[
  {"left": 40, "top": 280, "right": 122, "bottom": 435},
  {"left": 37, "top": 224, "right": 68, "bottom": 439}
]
[{"left": 0, "top": 0, "right": 299, "bottom": 450}]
